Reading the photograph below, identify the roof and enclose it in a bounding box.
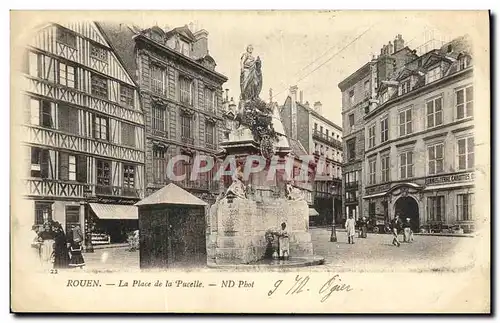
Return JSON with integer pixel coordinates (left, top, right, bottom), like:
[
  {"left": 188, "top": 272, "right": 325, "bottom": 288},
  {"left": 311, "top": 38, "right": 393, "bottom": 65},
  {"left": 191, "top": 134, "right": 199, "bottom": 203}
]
[
  {"left": 96, "top": 22, "right": 138, "bottom": 81},
  {"left": 338, "top": 62, "right": 371, "bottom": 90},
  {"left": 289, "top": 137, "right": 308, "bottom": 156},
  {"left": 89, "top": 203, "right": 138, "bottom": 220},
  {"left": 296, "top": 101, "right": 342, "bottom": 131},
  {"left": 135, "top": 183, "right": 208, "bottom": 207}
]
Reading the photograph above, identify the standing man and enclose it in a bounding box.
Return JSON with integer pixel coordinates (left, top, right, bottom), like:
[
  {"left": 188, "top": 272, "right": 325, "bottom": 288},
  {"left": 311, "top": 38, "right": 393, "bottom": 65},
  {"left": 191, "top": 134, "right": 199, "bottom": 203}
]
[
  {"left": 345, "top": 215, "right": 356, "bottom": 244},
  {"left": 359, "top": 216, "right": 368, "bottom": 238},
  {"left": 391, "top": 214, "right": 401, "bottom": 247},
  {"left": 403, "top": 218, "right": 412, "bottom": 243}
]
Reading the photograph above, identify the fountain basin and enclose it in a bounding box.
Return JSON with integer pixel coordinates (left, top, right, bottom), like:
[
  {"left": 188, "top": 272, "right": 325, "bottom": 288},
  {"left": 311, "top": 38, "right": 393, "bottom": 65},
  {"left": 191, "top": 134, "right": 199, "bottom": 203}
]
[{"left": 207, "top": 256, "right": 325, "bottom": 269}]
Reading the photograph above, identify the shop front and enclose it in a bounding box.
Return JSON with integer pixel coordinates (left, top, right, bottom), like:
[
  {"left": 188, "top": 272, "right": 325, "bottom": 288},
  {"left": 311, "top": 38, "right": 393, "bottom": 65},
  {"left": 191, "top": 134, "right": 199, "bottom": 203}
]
[{"left": 363, "top": 171, "right": 475, "bottom": 233}]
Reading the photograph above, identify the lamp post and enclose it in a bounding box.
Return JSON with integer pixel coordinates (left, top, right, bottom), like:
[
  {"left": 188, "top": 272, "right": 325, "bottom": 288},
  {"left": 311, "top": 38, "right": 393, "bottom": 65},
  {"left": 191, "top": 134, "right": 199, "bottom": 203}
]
[
  {"left": 330, "top": 184, "right": 337, "bottom": 242},
  {"left": 83, "top": 188, "right": 94, "bottom": 253}
]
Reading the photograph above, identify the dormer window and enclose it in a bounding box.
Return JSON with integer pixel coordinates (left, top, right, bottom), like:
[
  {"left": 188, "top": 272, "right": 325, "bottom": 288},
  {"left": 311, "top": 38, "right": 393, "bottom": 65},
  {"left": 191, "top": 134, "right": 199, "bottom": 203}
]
[
  {"left": 380, "top": 91, "right": 389, "bottom": 104},
  {"left": 180, "top": 40, "right": 190, "bottom": 57},
  {"left": 152, "top": 31, "right": 163, "bottom": 43},
  {"left": 426, "top": 66, "right": 442, "bottom": 84},
  {"left": 459, "top": 55, "right": 471, "bottom": 70},
  {"left": 399, "top": 79, "right": 411, "bottom": 95}
]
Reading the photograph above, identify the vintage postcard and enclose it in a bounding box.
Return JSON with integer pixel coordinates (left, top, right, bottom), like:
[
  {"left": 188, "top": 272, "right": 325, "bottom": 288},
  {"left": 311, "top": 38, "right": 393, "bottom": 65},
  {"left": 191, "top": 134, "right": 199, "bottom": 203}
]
[{"left": 10, "top": 10, "right": 490, "bottom": 313}]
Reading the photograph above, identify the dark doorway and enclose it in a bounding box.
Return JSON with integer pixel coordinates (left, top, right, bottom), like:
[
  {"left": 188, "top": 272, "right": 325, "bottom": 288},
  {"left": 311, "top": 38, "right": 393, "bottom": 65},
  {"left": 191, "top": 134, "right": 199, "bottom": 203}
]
[{"left": 394, "top": 196, "right": 419, "bottom": 231}]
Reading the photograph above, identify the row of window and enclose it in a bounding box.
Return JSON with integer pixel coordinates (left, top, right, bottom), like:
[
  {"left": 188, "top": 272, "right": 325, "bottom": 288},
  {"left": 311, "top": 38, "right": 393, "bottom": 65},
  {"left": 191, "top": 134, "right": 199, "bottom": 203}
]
[
  {"left": 427, "top": 194, "right": 474, "bottom": 222},
  {"left": 151, "top": 105, "right": 216, "bottom": 146},
  {"left": 150, "top": 64, "right": 217, "bottom": 111},
  {"left": 313, "top": 123, "right": 341, "bottom": 140},
  {"left": 367, "top": 136, "right": 474, "bottom": 185},
  {"left": 28, "top": 97, "right": 137, "bottom": 148},
  {"left": 151, "top": 147, "right": 218, "bottom": 186},
  {"left": 30, "top": 147, "right": 136, "bottom": 189},
  {"left": 314, "top": 143, "right": 342, "bottom": 159},
  {"left": 27, "top": 51, "right": 136, "bottom": 108},
  {"left": 345, "top": 55, "right": 471, "bottom": 110},
  {"left": 365, "top": 85, "right": 473, "bottom": 149}
]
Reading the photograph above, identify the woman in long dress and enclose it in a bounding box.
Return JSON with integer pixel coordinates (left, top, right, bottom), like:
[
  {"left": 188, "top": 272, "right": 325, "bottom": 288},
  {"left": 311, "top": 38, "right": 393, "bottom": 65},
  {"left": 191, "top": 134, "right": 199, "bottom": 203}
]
[
  {"left": 345, "top": 215, "right": 356, "bottom": 244},
  {"left": 240, "top": 45, "right": 262, "bottom": 101},
  {"left": 38, "top": 222, "right": 55, "bottom": 269},
  {"left": 53, "top": 223, "right": 70, "bottom": 269}
]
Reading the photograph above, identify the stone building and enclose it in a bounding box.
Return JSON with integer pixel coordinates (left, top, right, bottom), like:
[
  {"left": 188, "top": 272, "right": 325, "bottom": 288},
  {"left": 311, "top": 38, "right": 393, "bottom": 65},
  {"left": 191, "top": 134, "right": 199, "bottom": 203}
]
[
  {"left": 281, "top": 86, "right": 343, "bottom": 225},
  {"left": 21, "top": 21, "right": 145, "bottom": 242},
  {"left": 338, "top": 35, "right": 417, "bottom": 222},
  {"left": 99, "top": 23, "right": 230, "bottom": 204},
  {"left": 340, "top": 34, "right": 475, "bottom": 232}
]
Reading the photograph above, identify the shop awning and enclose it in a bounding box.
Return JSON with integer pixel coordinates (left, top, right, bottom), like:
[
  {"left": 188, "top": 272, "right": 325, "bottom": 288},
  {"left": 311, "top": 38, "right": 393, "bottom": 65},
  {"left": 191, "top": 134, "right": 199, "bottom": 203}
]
[
  {"left": 309, "top": 208, "right": 319, "bottom": 217},
  {"left": 424, "top": 182, "right": 474, "bottom": 191},
  {"left": 363, "top": 192, "right": 387, "bottom": 199},
  {"left": 89, "top": 203, "right": 138, "bottom": 220}
]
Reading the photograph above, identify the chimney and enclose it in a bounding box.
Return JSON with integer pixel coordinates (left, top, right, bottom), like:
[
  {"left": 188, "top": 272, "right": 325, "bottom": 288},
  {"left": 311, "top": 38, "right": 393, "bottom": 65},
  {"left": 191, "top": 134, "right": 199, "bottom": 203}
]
[
  {"left": 394, "top": 34, "right": 405, "bottom": 52},
  {"left": 313, "top": 101, "right": 322, "bottom": 114},
  {"left": 289, "top": 85, "right": 298, "bottom": 140},
  {"left": 289, "top": 85, "right": 298, "bottom": 102},
  {"left": 388, "top": 41, "right": 394, "bottom": 55},
  {"left": 224, "top": 89, "right": 229, "bottom": 102},
  {"left": 299, "top": 91, "right": 303, "bottom": 104},
  {"left": 192, "top": 29, "right": 209, "bottom": 59}
]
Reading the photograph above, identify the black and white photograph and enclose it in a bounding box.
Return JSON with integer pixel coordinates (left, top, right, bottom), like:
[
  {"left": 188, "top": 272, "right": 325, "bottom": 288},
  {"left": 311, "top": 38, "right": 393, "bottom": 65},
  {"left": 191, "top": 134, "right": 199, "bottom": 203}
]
[{"left": 9, "top": 10, "right": 490, "bottom": 313}]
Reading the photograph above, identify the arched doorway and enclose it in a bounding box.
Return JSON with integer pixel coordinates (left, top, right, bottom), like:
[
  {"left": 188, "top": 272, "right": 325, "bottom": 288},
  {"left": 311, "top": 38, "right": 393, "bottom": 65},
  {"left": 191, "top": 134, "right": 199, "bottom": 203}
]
[{"left": 394, "top": 196, "right": 419, "bottom": 232}]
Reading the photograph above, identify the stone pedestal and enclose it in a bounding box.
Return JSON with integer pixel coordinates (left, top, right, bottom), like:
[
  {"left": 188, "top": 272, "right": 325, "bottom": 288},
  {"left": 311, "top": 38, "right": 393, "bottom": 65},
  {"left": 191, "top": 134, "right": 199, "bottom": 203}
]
[{"left": 207, "top": 196, "right": 313, "bottom": 265}]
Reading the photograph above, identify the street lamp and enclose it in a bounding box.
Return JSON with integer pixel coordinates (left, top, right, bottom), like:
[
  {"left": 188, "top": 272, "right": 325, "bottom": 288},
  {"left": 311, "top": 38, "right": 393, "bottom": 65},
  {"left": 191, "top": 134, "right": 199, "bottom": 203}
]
[
  {"left": 330, "top": 184, "right": 337, "bottom": 242},
  {"left": 83, "top": 188, "right": 94, "bottom": 253}
]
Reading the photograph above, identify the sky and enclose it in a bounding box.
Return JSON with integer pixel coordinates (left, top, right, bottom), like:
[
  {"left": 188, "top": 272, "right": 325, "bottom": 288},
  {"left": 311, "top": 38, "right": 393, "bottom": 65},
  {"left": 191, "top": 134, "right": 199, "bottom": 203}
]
[{"left": 23, "top": 11, "right": 483, "bottom": 126}]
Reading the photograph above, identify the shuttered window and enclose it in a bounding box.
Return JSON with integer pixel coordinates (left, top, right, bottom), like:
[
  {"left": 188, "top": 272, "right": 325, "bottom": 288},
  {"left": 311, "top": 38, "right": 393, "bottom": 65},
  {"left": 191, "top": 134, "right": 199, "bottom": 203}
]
[
  {"left": 31, "top": 147, "right": 50, "bottom": 178},
  {"left": 59, "top": 153, "right": 86, "bottom": 182},
  {"left": 91, "top": 73, "right": 108, "bottom": 99},
  {"left": 121, "top": 122, "right": 136, "bottom": 147},
  {"left": 57, "top": 104, "right": 79, "bottom": 134}
]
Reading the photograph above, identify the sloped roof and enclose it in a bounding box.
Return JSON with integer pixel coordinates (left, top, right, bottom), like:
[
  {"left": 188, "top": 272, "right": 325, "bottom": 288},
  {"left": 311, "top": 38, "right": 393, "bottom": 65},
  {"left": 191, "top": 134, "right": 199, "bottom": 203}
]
[
  {"left": 289, "top": 137, "right": 308, "bottom": 157},
  {"left": 135, "top": 183, "right": 208, "bottom": 207},
  {"left": 89, "top": 203, "right": 138, "bottom": 220},
  {"left": 96, "top": 22, "right": 138, "bottom": 81}
]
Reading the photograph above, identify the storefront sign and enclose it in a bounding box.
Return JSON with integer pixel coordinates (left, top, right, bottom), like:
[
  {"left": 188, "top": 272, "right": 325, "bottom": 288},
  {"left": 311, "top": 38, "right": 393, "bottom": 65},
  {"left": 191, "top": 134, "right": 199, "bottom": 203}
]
[
  {"left": 425, "top": 172, "right": 475, "bottom": 186},
  {"left": 365, "top": 183, "right": 391, "bottom": 196}
]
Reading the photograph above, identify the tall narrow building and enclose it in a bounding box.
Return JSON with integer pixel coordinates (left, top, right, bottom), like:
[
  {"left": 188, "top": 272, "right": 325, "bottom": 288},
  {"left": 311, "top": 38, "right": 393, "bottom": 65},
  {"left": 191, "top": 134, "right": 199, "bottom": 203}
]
[
  {"left": 98, "top": 23, "right": 229, "bottom": 204},
  {"left": 21, "top": 22, "right": 145, "bottom": 243},
  {"left": 281, "top": 86, "right": 343, "bottom": 225}
]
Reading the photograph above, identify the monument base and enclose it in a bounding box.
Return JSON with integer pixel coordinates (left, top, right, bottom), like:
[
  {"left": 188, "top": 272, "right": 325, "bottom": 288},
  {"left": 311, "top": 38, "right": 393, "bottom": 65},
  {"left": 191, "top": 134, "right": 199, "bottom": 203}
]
[{"left": 207, "top": 198, "right": 315, "bottom": 266}]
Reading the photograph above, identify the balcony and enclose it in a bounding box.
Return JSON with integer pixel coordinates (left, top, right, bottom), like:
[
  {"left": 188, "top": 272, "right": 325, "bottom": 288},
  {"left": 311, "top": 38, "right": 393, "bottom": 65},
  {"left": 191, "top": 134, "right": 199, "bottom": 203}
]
[
  {"left": 205, "top": 142, "right": 216, "bottom": 150},
  {"left": 181, "top": 136, "right": 194, "bottom": 145},
  {"left": 345, "top": 196, "right": 358, "bottom": 203},
  {"left": 312, "top": 130, "right": 342, "bottom": 150},
  {"left": 345, "top": 181, "right": 359, "bottom": 189}
]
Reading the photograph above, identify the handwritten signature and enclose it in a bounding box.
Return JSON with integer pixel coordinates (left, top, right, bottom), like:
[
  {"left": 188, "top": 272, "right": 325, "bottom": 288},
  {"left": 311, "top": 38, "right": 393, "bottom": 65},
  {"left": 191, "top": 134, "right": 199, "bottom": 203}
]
[{"left": 268, "top": 274, "right": 353, "bottom": 302}]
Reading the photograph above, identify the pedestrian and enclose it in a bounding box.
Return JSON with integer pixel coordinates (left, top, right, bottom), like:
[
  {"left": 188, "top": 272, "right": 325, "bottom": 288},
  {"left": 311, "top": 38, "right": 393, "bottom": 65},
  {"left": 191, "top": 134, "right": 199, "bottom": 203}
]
[
  {"left": 68, "top": 225, "right": 85, "bottom": 269},
  {"left": 345, "top": 215, "right": 356, "bottom": 244},
  {"left": 403, "top": 218, "right": 412, "bottom": 243},
  {"left": 53, "top": 222, "right": 70, "bottom": 269},
  {"left": 359, "top": 216, "right": 368, "bottom": 238},
  {"left": 391, "top": 214, "right": 401, "bottom": 247}
]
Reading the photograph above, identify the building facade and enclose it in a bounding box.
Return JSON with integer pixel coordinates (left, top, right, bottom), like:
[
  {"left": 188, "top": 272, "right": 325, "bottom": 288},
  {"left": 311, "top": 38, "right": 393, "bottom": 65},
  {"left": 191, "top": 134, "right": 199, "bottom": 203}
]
[
  {"left": 340, "top": 34, "right": 475, "bottom": 232},
  {"left": 281, "top": 86, "right": 343, "bottom": 225},
  {"left": 21, "top": 21, "right": 145, "bottom": 242},
  {"left": 100, "top": 23, "right": 230, "bottom": 204}
]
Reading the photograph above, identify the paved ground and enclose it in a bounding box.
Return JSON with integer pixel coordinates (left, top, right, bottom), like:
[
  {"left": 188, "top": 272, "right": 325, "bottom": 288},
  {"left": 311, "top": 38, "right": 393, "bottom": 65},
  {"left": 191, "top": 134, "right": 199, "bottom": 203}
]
[{"left": 68, "top": 228, "right": 476, "bottom": 273}]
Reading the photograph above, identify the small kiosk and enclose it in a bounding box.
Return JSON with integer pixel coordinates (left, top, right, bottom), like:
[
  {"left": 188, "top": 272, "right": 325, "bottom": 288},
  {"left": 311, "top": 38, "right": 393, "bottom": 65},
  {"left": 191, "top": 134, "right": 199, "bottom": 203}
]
[{"left": 135, "top": 183, "right": 208, "bottom": 269}]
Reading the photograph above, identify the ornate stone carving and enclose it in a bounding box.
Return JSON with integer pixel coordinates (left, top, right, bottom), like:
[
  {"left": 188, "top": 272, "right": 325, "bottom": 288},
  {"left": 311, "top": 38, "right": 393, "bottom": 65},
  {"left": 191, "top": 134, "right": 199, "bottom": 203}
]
[{"left": 285, "top": 182, "right": 304, "bottom": 201}]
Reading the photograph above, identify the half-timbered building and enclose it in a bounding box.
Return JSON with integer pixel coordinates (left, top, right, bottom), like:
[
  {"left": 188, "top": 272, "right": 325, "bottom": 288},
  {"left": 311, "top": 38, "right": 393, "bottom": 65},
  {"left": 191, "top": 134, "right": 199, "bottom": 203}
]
[
  {"left": 99, "top": 23, "right": 229, "bottom": 204},
  {"left": 21, "top": 21, "right": 145, "bottom": 243}
]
